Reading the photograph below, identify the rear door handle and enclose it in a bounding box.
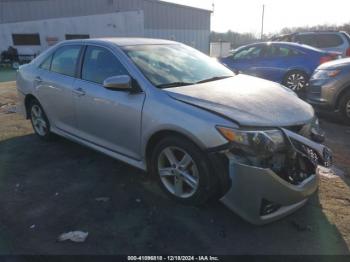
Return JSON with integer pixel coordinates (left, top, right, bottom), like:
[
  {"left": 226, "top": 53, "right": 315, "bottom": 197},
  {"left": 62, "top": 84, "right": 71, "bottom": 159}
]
[{"left": 73, "top": 87, "right": 86, "bottom": 97}]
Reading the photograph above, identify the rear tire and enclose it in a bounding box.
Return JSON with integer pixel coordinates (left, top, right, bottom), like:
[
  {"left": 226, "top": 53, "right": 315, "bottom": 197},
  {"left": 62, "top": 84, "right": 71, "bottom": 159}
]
[
  {"left": 29, "top": 99, "right": 54, "bottom": 140},
  {"left": 282, "top": 70, "right": 309, "bottom": 93},
  {"left": 150, "top": 136, "right": 219, "bottom": 206},
  {"left": 339, "top": 90, "right": 350, "bottom": 125}
]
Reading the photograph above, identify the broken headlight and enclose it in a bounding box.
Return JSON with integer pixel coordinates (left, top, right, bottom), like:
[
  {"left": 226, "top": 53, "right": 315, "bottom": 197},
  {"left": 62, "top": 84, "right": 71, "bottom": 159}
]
[{"left": 216, "top": 127, "right": 285, "bottom": 156}]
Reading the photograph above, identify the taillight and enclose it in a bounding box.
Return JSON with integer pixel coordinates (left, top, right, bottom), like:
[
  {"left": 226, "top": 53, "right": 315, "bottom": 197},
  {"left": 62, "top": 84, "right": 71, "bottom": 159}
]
[{"left": 346, "top": 48, "right": 350, "bottom": 57}]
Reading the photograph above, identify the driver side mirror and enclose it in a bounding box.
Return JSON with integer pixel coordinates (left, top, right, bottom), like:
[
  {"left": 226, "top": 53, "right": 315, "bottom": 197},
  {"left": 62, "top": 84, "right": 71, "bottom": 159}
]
[{"left": 103, "top": 75, "right": 132, "bottom": 91}]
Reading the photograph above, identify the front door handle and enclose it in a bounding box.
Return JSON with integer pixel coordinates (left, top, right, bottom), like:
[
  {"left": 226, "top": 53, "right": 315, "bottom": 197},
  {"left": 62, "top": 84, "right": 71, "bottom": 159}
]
[{"left": 73, "top": 87, "right": 86, "bottom": 97}]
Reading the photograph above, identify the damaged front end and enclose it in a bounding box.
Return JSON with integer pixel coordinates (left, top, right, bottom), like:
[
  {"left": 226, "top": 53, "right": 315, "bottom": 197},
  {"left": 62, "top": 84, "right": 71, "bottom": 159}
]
[{"left": 215, "top": 122, "right": 332, "bottom": 225}]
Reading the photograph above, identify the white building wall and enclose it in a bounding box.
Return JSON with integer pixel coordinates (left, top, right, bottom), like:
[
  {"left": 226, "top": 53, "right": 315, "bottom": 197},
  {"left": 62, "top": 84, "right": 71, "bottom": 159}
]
[
  {"left": 210, "top": 42, "right": 231, "bottom": 58},
  {"left": 0, "top": 11, "right": 144, "bottom": 55},
  {"left": 0, "top": 0, "right": 211, "bottom": 55}
]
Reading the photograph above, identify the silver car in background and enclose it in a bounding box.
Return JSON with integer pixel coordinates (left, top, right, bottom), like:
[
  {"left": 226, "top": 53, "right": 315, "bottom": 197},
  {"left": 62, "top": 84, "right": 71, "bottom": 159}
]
[
  {"left": 308, "top": 58, "right": 350, "bottom": 124},
  {"left": 16, "top": 38, "right": 332, "bottom": 224},
  {"left": 272, "top": 31, "right": 350, "bottom": 57}
]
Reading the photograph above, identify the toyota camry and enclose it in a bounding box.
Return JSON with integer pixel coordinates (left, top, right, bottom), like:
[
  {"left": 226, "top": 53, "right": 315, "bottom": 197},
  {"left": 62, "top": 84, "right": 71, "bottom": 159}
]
[{"left": 16, "top": 38, "right": 332, "bottom": 224}]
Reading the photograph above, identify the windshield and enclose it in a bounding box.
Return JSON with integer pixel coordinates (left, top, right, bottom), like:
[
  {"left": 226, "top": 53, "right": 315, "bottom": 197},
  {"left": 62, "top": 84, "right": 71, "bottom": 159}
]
[{"left": 122, "top": 44, "right": 234, "bottom": 88}]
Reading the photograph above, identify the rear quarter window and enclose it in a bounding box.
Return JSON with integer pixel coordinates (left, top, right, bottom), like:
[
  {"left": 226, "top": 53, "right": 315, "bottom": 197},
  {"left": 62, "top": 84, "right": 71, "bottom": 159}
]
[
  {"left": 296, "top": 34, "right": 344, "bottom": 48},
  {"left": 233, "top": 46, "right": 262, "bottom": 60},
  {"left": 39, "top": 54, "right": 52, "bottom": 70},
  {"left": 314, "top": 34, "right": 344, "bottom": 48}
]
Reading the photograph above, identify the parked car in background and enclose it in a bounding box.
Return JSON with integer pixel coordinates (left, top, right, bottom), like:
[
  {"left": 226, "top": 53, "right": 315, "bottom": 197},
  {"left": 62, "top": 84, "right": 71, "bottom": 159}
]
[
  {"left": 219, "top": 42, "right": 340, "bottom": 92},
  {"left": 307, "top": 58, "right": 350, "bottom": 123},
  {"left": 17, "top": 38, "right": 331, "bottom": 225},
  {"left": 271, "top": 31, "right": 350, "bottom": 57}
]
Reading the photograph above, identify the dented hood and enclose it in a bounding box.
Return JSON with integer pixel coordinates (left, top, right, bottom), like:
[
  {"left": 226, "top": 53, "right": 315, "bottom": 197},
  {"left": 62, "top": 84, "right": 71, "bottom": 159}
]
[{"left": 165, "top": 74, "right": 314, "bottom": 127}]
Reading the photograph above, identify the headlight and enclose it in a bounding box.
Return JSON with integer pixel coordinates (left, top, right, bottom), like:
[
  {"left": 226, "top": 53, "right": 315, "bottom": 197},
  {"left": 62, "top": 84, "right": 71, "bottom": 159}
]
[
  {"left": 311, "top": 69, "right": 341, "bottom": 80},
  {"left": 216, "top": 126, "right": 285, "bottom": 155}
]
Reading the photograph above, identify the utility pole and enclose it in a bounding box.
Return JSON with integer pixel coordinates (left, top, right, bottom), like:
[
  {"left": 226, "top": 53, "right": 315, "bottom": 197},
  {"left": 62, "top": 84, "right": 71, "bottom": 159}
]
[{"left": 261, "top": 4, "right": 265, "bottom": 40}]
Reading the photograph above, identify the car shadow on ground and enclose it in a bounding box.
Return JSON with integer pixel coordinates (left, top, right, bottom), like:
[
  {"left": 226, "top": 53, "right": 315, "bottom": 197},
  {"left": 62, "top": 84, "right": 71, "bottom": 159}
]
[
  {"left": 316, "top": 111, "right": 346, "bottom": 126},
  {"left": 0, "top": 134, "right": 349, "bottom": 255}
]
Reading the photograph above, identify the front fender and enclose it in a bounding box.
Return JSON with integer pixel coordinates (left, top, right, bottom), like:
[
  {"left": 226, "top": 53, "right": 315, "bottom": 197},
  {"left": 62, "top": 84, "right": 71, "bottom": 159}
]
[
  {"left": 140, "top": 92, "right": 236, "bottom": 158},
  {"left": 286, "top": 66, "right": 312, "bottom": 77}
]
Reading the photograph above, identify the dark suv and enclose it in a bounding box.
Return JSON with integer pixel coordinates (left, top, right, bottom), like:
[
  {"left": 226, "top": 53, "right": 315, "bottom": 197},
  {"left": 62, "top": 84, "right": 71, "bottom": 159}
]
[
  {"left": 307, "top": 58, "right": 350, "bottom": 123},
  {"left": 272, "top": 31, "right": 350, "bottom": 57}
]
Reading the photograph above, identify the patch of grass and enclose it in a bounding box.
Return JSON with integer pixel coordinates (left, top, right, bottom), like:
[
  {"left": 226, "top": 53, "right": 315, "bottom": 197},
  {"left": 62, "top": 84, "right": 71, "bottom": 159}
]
[{"left": 0, "top": 68, "right": 17, "bottom": 83}]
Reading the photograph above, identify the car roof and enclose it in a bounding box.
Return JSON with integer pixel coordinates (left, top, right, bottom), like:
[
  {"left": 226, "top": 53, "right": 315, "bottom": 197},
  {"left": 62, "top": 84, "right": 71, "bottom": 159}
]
[
  {"left": 275, "top": 31, "right": 343, "bottom": 36},
  {"left": 294, "top": 31, "right": 342, "bottom": 34},
  {"left": 271, "top": 31, "right": 344, "bottom": 39},
  {"left": 233, "top": 41, "right": 327, "bottom": 54},
  {"left": 62, "top": 37, "right": 179, "bottom": 47},
  {"left": 237, "top": 41, "right": 314, "bottom": 49}
]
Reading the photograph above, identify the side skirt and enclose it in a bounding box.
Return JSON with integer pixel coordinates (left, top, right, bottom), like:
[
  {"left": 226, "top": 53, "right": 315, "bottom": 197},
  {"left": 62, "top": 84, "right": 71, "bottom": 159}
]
[{"left": 51, "top": 127, "right": 147, "bottom": 171}]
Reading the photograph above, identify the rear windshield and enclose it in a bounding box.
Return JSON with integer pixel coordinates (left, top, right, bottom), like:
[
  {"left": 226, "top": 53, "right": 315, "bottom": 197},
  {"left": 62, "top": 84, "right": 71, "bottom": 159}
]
[{"left": 295, "top": 33, "right": 344, "bottom": 48}]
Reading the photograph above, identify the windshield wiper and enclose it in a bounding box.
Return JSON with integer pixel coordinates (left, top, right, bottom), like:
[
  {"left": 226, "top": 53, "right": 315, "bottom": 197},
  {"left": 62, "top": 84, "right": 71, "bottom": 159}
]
[
  {"left": 156, "top": 76, "right": 233, "bottom": 88},
  {"left": 196, "top": 75, "right": 233, "bottom": 84},
  {"left": 156, "top": 82, "right": 194, "bottom": 89}
]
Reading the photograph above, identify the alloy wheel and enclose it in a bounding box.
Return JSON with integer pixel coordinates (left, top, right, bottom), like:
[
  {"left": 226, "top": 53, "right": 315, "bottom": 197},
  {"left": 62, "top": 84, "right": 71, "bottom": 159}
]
[
  {"left": 157, "top": 146, "right": 199, "bottom": 198},
  {"left": 31, "top": 104, "right": 48, "bottom": 136},
  {"left": 286, "top": 73, "right": 307, "bottom": 91}
]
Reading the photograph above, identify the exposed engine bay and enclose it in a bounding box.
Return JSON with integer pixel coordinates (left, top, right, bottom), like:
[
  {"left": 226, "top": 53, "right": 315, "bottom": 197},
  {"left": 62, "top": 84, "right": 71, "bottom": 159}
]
[{"left": 227, "top": 126, "right": 332, "bottom": 186}]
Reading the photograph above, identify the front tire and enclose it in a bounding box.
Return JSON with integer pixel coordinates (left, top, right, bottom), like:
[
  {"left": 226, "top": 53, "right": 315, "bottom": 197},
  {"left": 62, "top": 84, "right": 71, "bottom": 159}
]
[
  {"left": 29, "top": 99, "right": 54, "bottom": 140},
  {"left": 150, "top": 136, "right": 218, "bottom": 205},
  {"left": 339, "top": 90, "right": 350, "bottom": 125},
  {"left": 283, "top": 70, "right": 309, "bottom": 93}
]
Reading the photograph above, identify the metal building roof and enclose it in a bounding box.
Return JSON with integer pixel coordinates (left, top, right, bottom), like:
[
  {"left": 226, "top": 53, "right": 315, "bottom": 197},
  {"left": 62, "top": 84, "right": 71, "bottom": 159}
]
[
  {"left": 0, "top": 0, "right": 211, "bottom": 30},
  {"left": 65, "top": 37, "right": 179, "bottom": 46}
]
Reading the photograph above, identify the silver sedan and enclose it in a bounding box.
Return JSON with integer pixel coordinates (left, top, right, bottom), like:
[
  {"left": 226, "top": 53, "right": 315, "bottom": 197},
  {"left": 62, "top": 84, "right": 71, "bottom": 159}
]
[{"left": 16, "top": 38, "right": 332, "bottom": 224}]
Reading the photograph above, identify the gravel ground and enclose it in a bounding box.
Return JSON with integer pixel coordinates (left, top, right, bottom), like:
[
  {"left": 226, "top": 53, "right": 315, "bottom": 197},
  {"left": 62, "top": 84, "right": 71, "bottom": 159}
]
[{"left": 0, "top": 82, "right": 349, "bottom": 255}]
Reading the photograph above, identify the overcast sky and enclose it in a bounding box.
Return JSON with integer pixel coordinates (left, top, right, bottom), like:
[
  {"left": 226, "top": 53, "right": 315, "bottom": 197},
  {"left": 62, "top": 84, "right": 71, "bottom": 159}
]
[{"left": 164, "top": 0, "right": 350, "bottom": 36}]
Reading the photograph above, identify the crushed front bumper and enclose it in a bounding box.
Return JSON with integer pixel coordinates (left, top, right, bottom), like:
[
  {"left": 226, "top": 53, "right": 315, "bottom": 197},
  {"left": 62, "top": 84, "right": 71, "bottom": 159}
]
[
  {"left": 220, "top": 156, "right": 319, "bottom": 225},
  {"left": 218, "top": 128, "right": 331, "bottom": 225}
]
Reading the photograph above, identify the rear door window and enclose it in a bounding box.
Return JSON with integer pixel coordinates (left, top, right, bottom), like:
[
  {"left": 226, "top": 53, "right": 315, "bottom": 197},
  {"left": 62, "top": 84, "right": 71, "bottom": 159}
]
[
  {"left": 233, "top": 46, "right": 263, "bottom": 60},
  {"left": 262, "top": 46, "right": 278, "bottom": 57},
  {"left": 314, "top": 34, "right": 344, "bottom": 48},
  {"left": 263, "top": 46, "right": 298, "bottom": 58},
  {"left": 278, "top": 47, "right": 294, "bottom": 56},
  {"left": 51, "top": 45, "right": 82, "bottom": 77}
]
